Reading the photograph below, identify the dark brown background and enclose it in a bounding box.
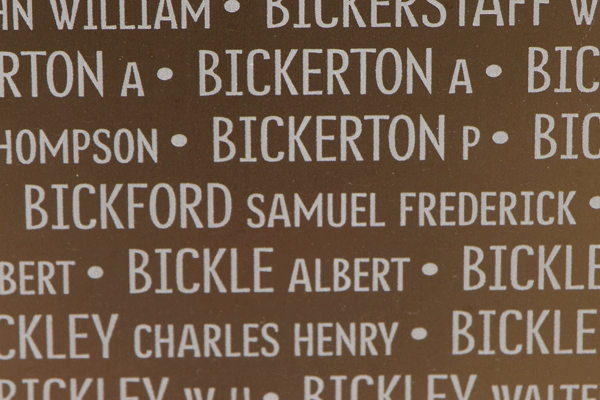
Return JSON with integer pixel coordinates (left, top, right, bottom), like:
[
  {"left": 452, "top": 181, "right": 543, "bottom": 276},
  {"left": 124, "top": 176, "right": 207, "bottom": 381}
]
[{"left": 3, "top": 0, "right": 600, "bottom": 398}]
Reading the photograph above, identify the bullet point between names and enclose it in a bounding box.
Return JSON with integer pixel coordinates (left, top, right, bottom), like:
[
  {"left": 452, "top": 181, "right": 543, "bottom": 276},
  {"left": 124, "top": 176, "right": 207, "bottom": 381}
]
[
  {"left": 263, "top": 393, "right": 279, "bottom": 400},
  {"left": 590, "top": 196, "right": 600, "bottom": 209},
  {"left": 88, "top": 266, "right": 104, "bottom": 279},
  {"left": 171, "top": 134, "right": 188, "bottom": 147},
  {"left": 492, "top": 131, "right": 509, "bottom": 144},
  {"left": 224, "top": 0, "right": 240, "bottom": 13},
  {"left": 486, "top": 64, "right": 502, "bottom": 78},
  {"left": 157, "top": 67, "right": 173, "bottom": 81},
  {"left": 411, "top": 328, "right": 427, "bottom": 341},
  {"left": 422, "top": 263, "right": 438, "bottom": 276}
]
